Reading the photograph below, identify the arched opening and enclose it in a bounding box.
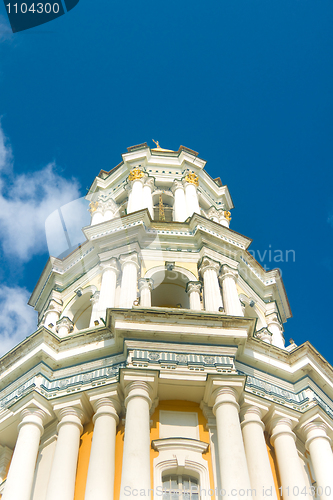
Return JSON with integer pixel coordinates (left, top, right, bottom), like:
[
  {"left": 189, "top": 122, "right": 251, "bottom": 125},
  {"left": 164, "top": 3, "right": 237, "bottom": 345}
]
[
  {"left": 151, "top": 269, "right": 190, "bottom": 309},
  {"left": 240, "top": 295, "right": 267, "bottom": 331},
  {"left": 62, "top": 288, "right": 95, "bottom": 332},
  {"left": 152, "top": 191, "right": 174, "bottom": 222}
]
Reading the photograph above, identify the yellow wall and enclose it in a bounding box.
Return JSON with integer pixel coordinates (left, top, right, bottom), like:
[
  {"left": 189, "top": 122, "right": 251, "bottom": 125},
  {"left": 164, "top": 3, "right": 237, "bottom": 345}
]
[
  {"left": 74, "top": 401, "right": 293, "bottom": 500},
  {"left": 73, "top": 401, "right": 215, "bottom": 500},
  {"left": 265, "top": 432, "right": 281, "bottom": 497},
  {"left": 150, "top": 401, "right": 215, "bottom": 498},
  {"left": 114, "top": 420, "right": 125, "bottom": 500},
  {"left": 74, "top": 420, "right": 94, "bottom": 500}
]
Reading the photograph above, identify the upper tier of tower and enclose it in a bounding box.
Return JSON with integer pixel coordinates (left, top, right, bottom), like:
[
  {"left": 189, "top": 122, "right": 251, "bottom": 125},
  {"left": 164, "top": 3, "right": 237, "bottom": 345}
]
[
  {"left": 28, "top": 143, "right": 292, "bottom": 352},
  {"left": 87, "top": 143, "right": 233, "bottom": 227}
]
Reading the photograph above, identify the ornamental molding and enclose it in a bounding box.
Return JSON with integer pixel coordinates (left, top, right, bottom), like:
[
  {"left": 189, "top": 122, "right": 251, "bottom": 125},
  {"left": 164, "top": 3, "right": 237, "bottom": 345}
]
[
  {"left": 244, "top": 375, "right": 331, "bottom": 415},
  {"left": 127, "top": 349, "right": 236, "bottom": 373},
  {"left": 152, "top": 437, "right": 209, "bottom": 454},
  {"left": 0, "top": 361, "right": 125, "bottom": 412}
]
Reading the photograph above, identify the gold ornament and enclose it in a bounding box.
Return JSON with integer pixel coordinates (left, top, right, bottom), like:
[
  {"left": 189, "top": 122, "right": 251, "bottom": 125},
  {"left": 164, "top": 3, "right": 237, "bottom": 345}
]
[
  {"left": 224, "top": 210, "right": 231, "bottom": 222},
  {"left": 184, "top": 171, "right": 199, "bottom": 187},
  {"left": 152, "top": 139, "right": 162, "bottom": 149},
  {"left": 88, "top": 201, "right": 99, "bottom": 214},
  {"left": 128, "top": 166, "right": 144, "bottom": 181},
  {"left": 159, "top": 194, "right": 166, "bottom": 221}
]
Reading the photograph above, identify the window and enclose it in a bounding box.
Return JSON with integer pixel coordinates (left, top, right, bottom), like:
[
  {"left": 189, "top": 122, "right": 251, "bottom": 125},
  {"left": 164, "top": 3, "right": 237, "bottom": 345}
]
[{"left": 162, "top": 474, "right": 199, "bottom": 500}]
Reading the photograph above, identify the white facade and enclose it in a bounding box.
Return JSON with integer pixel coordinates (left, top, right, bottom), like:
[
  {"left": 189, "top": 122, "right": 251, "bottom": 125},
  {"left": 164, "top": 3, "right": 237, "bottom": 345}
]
[{"left": 0, "top": 143, "right": 332, "bottom": 500}]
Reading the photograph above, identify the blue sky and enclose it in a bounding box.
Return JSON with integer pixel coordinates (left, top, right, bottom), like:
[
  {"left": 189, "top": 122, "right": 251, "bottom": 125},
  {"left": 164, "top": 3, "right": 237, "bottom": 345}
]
[{"left": 0, "top": 0, "right": 332, "bottom": 359}]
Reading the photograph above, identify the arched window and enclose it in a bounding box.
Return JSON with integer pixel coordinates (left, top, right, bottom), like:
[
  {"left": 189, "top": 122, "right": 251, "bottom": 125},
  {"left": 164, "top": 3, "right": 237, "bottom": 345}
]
[
  {"left": 162, "top": 474, "right": 199, "bottom": 500},
  {"left": 151, "top": 269, "right": 190, "bottom": 309},
  {"left": 61, "top": 287, "right": 96, "bottom": 332},
  {"left": 152, "top": 191, "right": 174, "bottom": 222}
]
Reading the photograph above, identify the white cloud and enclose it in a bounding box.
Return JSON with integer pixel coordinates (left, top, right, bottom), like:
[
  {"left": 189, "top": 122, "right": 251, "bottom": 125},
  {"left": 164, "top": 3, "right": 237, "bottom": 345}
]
[
  {"left": 0, "top": 124, "right": 81, "bottom": 261},
  {"left": 0, "top": 285, "right": 37, "bottom": 356}
]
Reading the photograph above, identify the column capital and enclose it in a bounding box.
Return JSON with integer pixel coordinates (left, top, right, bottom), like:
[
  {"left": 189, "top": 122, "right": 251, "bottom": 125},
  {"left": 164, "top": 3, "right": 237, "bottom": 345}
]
[
  {"left": 90, "top": 390, "right": 121, "bottom": 425},
  {"left": 219, "top": 265, "right": 239, "bottom": 283},
  {"left": 240, "top": 405, "right": 265, "bottom": 430},
  {"left": 171, "top": 179, "right": 185, "bottom": 193},
  {"left": 124, "top": 381, "right": 154, "bottom": 408},
  {"left": 303, "top": 421, "right": 331, "bottom": 449},
  {"left": 100, "top": 257, "right": 120, "bottom": 275},
  {"left": 207, "top": 206, "right": 220, "bottom": 221},
  {"left": 213, "top": 386, "right": 240, "bottom": 414},
  {"left": 127, "top": 166, "right": 146, "bottom": 186},
  {"left": 265, "top": 312, "right": 282, "bottom": 328},
  {"left": 56, "top": 316, "right": 74, "bottom": 334},
  {"left": 255, "top": 327, "right": 273, "bottom": 343},
  {"left": 240, "top": 393, "right": 271, "bottom": 427},
  {"left": 46, "top": 299, "right": 63, "bottom": 314},
  {"left": 119, "top": 251, "right": 140, "bottom": 270},
  {"left": 120, "top": 370, "right": 158, "bottom": 410},
  {"left": 143, "top": 176, "right": 155, "bottom": 191},
  {"left": 265, "top": 408, "right": 300, "bottom": 444},
  {"left": 182, "top": 170, "right": 199, "bottom": 187},
  {"left": 203, "top": 375, "right": 246, "bottom": 409},
  {"left": 138, "top": 278, "right": 154, "bottom": 292},
  {"left": 18, "top": 406, "right": 50, "bottom": 435},
  {"left": 298, "top": 408, "right": 333, "bottom": 447},
  {"left": 52, "top": 395, "right": 91, "bottom": 434},
  {"left": 198, "top": 256, "right": 221, "bottom": 277},
  {"left": 185, "top": 281, "right": 202, "bottom": 294}
]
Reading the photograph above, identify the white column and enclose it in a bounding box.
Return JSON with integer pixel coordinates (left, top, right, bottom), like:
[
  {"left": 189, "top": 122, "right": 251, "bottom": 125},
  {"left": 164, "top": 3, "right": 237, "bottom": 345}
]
[
  {"left": 119, "top": 252, "right": 140, "bottom": 308},
  {"left": 219, "top": 266, "right": 244, "bottom": 316},
  {"left": 45, "top": 405, "right": 85, "bottom": 500},
  {"left": 220, "top": 211, "right": 231, "bottom": 228},
  {"left": 240, "top": 405, "right": 278, "bottom": 500},
  {"left": 207, "top": 207, "right": 220, "bottom": 223},
  {"left": 98, "top": 259, "right": 120, "bottom": 319},
  {"left": 213, "top": 386, "right": 252, "bottom": 499},
  {"left": 269, "top": 414, "right": 308, "bottom": 500},
  {"left": 199, "top": 257, "right": 223, "bottom": 312},
  {"left": 127, "top": 168, "right": 145, "bottom": 214},
  {"left": 143, "top": 178, "right": 155, "bottom": 218},
  {"left": 266, "top": 313, "right": 285, "bottom": 349},
  {"left": 89, "top": 291, "right": 100, "bottom": 328},
  {"left": 120, "top": 381, "right": 153, "bottom": 500},
  {"left": 2, "top": 408, "right": 47, "bottom": 500},
  {"left": 186, "top": 281, "right": 202, "bottom": 310},
  {"left": 104, "top": 200, "right": 117, "bottom": 222},
  {"left": 183, "top": 177, "right": 200, "bottom": 218},
  {"left": 138, "top": 278, "right": 154, "bottom": 307},
  {"left": 90, "top": 202, "right": 104, "bottom": 225},
  {"left": 56, "top": 317, "right": 74, "bottom": 337},
  {"left": 172, "top": 180, "right": 188, "bottom": 222},
  {"left": 44, "top": 301, "right": 62, "bottom": 329},
  {"left": 303, "top": 421, "right": 333, "bottom": 500},
  {"left": 85, "top": 392, "right": 120, "bottom": 500}
]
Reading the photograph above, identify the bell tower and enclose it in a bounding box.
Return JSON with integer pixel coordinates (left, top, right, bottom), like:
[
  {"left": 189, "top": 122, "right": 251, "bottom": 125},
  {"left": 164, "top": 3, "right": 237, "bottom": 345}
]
[{"left": 0, "top": 143, "right": 333, "bottom": 500}]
